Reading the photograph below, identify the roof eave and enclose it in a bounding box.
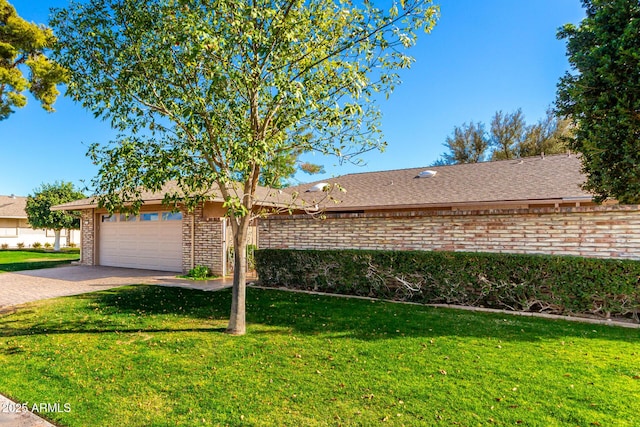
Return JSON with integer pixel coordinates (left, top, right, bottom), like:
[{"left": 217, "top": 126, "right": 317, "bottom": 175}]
[
  {"left": 51, "top": 197, "right": 301, "bottom": 211},
  {"left": 318, "top": 197, "right": 595, "bottom": 213},
  {"left": 51, "top": 202, "right": 97, "bottom": 211}
]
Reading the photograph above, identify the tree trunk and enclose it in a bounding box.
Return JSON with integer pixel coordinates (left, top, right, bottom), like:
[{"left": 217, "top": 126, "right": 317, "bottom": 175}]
[
  {"left": 226, "top": 217, "right": 249, "bottom": 335},
  {"left": 53, "top": 229, "right": 61, "bottom": 252}
]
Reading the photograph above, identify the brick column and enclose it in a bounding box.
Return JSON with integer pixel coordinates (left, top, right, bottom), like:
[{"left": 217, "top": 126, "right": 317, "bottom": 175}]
[
  {"left": 80, "top": 209, "right": 95, "bottom": 266},
  {"left": 182, "top": 205, "right": 225, "bottom": 275}
]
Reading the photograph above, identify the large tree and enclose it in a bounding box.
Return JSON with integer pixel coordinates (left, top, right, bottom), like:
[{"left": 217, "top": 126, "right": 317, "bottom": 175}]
[
  {"left": 435, "top": 108, "right": 572, "bottom": 165},
  {"left": 25, "top": 181, "right": 85, "bottom": 251},
  {"left": 517, "top": 108, "right": 572, "bottom": 158},
  {"left": 51, "top": 0, "right": 439, "bottom": 335},
  {"left": 556, "top": 0, "right": 640, "bottom": 203},
  {"left": 433, "top": 121, "right": 488, "bottom": 165},
  {"left": 489, "top": 109, "right": 526, "bottom": 161},
  {"left": 0, "top": 0, "right": 67, "bottom": 120}
]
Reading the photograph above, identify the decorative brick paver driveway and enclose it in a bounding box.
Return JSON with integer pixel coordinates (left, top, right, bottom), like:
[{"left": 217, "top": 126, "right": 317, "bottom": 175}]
[
  {"left": 0, "top": 264, "right": 237, "bottom": 311},
  {"left": 0, "top": 265, "right": 182, "bottom": 310}
]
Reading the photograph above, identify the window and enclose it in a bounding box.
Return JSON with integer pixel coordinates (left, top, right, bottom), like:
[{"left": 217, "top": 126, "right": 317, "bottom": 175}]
[
  {"left": 140, "top": 212, "right": 159, "bottom": 221},
  {"left": 162, "top": 212, "right": 183, "bottom": 221},
  {"left": 120, "top": 214, "right": 137, "bottom": 222},
  {"left": 101, "top": 214, "right": 116, "bottom": 223}
]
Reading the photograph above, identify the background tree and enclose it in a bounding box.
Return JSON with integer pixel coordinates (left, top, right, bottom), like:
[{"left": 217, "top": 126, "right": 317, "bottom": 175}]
[
  {"left": 299, "top": 162, "right": 325, "bottom": 175},
  {"left": 489, "top": 109, "right": 526, "bottom": 160},
  {"left": 52, "top": 0, "right": 439, "bottom": 335},
  {"left": 435, "top": 108, "right": 572, "bottom": 165},
  {"left": 433, "top": 121, "right": 488, "bottom": 165},
  {"left": 517, "top": 108, "right": 572, "bottom": 158},
  {"left": 25, "top": 182, "right": 85, "bottom": 251},
  {"left": 556, "top": 0, "right": 640, "bottom": 204},
  {"left": 0, "top": 0, "right": 67, "bottom": 120}
]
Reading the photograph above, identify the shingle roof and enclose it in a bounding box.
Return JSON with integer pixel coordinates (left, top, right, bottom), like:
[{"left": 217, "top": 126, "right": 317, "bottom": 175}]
[
  {"left": 290, "top": 154, "right": 593, "bottom": 211},
  {"left": 0, "top": 195, "right": 28, "bottom": 218},
  {"left": 53, "top": 154, "right": 593, "bottom": 213},
  {"left": 52, "top": 181, "right": 300, "bottom": 211}
]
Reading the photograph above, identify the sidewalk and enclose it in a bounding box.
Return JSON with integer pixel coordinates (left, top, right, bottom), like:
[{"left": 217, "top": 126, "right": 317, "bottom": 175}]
[{"left": 0, "top": 395, "right": 56, "bottom": 427}]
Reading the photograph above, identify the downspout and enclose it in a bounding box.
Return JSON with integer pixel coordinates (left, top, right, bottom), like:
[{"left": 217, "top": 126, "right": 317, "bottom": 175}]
[
  {"left": 222, "top": 218, "right": 227, "bottom": 277},
  {"left": 93, "top": 210, "right": 98, "bottom": 266},
  {"left": 79, "top": 216, "right": 83, "bottom": 264},
  {"left": 191, "top": 212, "right": 195, "bottom": 270}
]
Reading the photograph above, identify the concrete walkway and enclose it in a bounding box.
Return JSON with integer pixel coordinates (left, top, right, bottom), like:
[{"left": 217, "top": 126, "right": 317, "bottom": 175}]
[
  {"left": 0, "top": 264, "right": 236, "bottom": 426},
  {"left": 0, "top": 395, "right": 57, "bottom": 427}
]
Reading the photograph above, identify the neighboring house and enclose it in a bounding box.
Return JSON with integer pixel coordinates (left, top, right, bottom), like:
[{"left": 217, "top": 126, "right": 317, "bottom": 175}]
[
  {"left": 54, "top": 154, "right": 640, "bottom": 275},
  {"left": 0, "top": 194, "right": 80, "bottom": 248}
]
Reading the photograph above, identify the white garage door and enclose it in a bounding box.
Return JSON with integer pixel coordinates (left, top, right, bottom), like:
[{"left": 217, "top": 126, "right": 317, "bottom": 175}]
[{"left": 98, "top": 211, "right": 183, "bottom": 272}]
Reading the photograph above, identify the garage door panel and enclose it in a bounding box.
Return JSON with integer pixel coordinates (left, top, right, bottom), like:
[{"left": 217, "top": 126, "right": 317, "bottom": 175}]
[{"left": 98, "top": 213, "right": 183, "bottom": 272}]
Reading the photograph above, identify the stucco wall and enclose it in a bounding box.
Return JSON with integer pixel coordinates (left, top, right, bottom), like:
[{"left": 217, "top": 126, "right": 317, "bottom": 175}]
[{"left": 258, "top": 205, "right": 640, "bottom": 260}]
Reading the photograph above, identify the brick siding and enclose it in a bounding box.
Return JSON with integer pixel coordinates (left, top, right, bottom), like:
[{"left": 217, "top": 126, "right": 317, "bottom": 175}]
[
  {"left": 258, "top": 205, "right": 640, "bottom": 260},
  {"left": 80, "top": 209, "right": 95, "bottom": 266},
  {"left": 182, "top": 205, "right": 225, "bottom": 275}
]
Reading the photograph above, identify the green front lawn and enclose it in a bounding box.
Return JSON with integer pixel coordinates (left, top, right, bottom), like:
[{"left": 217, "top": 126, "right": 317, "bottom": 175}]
[
  {"left": 0, "top": 249, "right": 80, "bottom": 272},
  {"left": 0, "top": 286, "right": 638, "bottom": 426}
]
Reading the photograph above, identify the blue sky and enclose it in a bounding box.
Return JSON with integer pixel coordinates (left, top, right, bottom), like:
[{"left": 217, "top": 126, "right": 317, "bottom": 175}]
[{"left": 1, "top": 0, "right": 585, "bottom": 197}]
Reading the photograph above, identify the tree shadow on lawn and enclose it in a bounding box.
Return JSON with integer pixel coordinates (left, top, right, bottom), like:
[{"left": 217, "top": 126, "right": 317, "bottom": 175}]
[
  {"left": 0, "top": 285, "right": 637, "bottom": 343},
  {"left": 0, "top": 260, "right": 78, "bottom": 273},
  {"left": 0, "top": 326, "right": 227, "bottom": 348}
]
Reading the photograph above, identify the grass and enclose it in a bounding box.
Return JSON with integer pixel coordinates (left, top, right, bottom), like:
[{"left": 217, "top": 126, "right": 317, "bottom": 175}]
[
  {"left": 0, "top": 286, "right": 638, "bottom": 426},
  {"left": 0, "top": 249, "right": 80, "bottom": 272}
]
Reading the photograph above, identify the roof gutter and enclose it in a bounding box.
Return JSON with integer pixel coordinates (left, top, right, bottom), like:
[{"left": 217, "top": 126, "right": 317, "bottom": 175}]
[
  {"left": 51, "top": 197, "right": 303, "bottom": 212},
  {"left": 314, "top": 197, "right": 595, "bottom": 213}
]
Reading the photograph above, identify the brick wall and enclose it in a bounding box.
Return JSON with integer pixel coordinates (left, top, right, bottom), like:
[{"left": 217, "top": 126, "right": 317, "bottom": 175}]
[
  {"left": 258, "top": 205, "right": 640, "bottom": 260},
  {"left": 182, "top": 205, "right": 225, "bottom": 275},
  {"left": 80, "top": 209, "right": 95, "bottom": 265}
]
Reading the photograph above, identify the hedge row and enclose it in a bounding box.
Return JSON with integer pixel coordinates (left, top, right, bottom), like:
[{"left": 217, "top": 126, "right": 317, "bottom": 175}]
[{"left": 255, "top": 249, "right": 640, "bottom": 322}]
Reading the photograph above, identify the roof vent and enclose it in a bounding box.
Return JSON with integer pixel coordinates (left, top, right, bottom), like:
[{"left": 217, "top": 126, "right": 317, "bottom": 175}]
[
  {"left": 306, "top": 182, "right": 329, "bottom": 192},
  {"left": 417, "top": 170, "right": 437, "bottom": 178}
]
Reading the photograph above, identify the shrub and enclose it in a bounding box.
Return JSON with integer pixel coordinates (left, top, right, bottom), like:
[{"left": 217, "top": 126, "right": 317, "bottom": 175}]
[
  {"left": 68, "top": 242, "right": 77, "bottom": 248},
  {"left": 44, "top": 242, "right": 52, "bottom": 249},
  {"left": 16, "top": 242, "right": 24, "bottom": 249},
  {"left": 0, "top": 243, "right": 8, "bottom": 250},
  {"left": 255, "top": 249, "right": 640, "bottom": 322},
  {"left": 227, "top": 244, "right": 257, "bottom": 270},
  {"left": 32, "top": 242, "right": 42, "bottom": 248},
  {"left": 187, "top": 265, "right": 211, "bottom": 280}
]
